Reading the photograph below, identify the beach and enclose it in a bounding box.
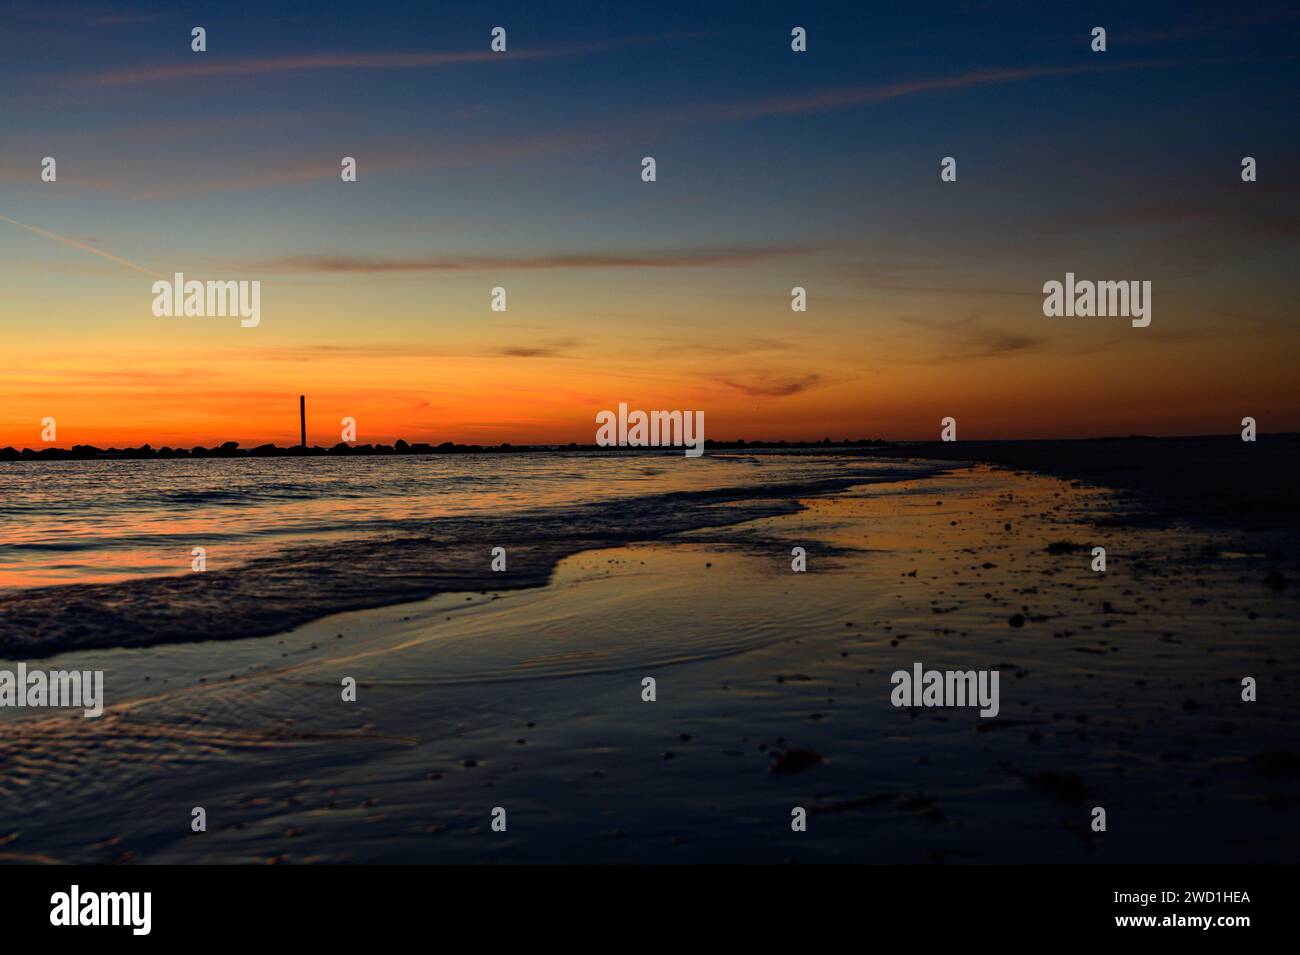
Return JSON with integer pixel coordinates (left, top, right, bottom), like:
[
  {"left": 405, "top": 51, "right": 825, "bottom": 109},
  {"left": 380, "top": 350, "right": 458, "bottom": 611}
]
[{"left": 1, "top": 444, "right": 1296, "bottom": 863}]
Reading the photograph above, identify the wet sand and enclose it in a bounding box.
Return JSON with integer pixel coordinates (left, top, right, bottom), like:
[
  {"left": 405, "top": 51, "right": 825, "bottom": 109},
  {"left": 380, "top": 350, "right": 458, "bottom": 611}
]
[{"left": 2, "top": 463, "right": 1296, "bottom": 863}]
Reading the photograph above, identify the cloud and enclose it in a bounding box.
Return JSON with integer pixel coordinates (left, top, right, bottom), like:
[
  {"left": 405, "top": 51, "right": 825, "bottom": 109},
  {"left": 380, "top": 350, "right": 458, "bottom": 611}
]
[
  {"left": 0, "top": 212, "right": 163, "bottom": 277},
  {"left": 2, "top": 125, "right": 638, "bottom": 200},
  {"left": 78, "top": 36, "right": 703, "bottom": 86},
  {"left": 494, "top": 338, "right": 578, "bottom": 358},
  {"left": 1053, "top": 195, "right": 1300, "bottom": 240},
  {"left": 172, "top": 341, "right": 584, "bottom": 362},
  {"left": 1121, "top": 10, "right": 1300, "bottom": 45},
  {"left": 496, "top": 347, "right": 559, "bottom": 358},
  {"left": 647, "top": 335, "right": 801, "bottom": 357},
  {"left": 687, "top": 56, "right": 1258, "bottom": 122},
  {"left": 717, "top": 374, "right": 822, "bottom": 397},
  {"left": 242, "top": 245, "right": 827, "bottom": 274},
  {"left": 10, "top": 3, "right": 166, "bottom": 27},
  {"left": 86, "top": 51, "right": 506, "bottom": 86},
  {"left": 896, "top": 313, "right": 1045, "bottom": 362}
]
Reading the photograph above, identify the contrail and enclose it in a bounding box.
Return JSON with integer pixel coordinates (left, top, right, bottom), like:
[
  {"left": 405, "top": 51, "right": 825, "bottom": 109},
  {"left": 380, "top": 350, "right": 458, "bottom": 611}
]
[{"left": 0, "top": 212, "right": 164, "bottom": 278}]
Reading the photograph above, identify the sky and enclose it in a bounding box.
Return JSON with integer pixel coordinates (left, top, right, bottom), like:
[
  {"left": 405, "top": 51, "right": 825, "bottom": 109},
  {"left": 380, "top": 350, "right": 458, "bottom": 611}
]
[{"left": 1, "top": 0, "right": 1298, "bottom": 447}]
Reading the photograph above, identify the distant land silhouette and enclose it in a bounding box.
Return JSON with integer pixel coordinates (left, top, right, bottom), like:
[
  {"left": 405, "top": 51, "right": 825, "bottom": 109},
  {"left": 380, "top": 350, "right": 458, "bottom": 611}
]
[{"left": 0, "top": 437, "right": 895, "bottom": 461}]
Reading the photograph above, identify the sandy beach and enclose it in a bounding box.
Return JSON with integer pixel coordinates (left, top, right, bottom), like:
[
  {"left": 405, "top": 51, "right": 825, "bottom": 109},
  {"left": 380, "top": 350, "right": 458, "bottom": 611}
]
[{"left": 2, "top": 453, "right": 1296, "bottom": 864}]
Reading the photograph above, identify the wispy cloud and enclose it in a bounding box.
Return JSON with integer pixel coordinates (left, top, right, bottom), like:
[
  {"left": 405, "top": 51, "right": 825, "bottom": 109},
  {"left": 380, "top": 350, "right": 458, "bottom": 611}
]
[
  {"left": 1049, "top": 195, "right": 1300, "bottom": 240},
  {"left": 0, "top": 162, "right": 121, "bottom": 192},
  {"left": 1121, "top": 9, "right": 1300, "bottom": 45},
  {"left": 646, "top": 335, "right": 801, "bottom": 358},
  {"left": 79, "top": 36, "right": 701, "bottom": 86},
  {"left": 117, "top": 127, "right": 633, "bottom": 199},
  {"left": 717, "top": 374, "right": 823, "bottom": 397},
  {"left": 242, "top": 245, "right": 827, "bottom": 274},
  {"left": 494, "top": 339, "right": 578, "bottom": 358},
  {"left": 86, "top": 51, "right": 512, "bottom": 86},
  {"left": 497, "top": 347, "right": 558, "bottom": 358},
  {"left": 0, "top": 212, "right": 163, "bottom": 278},
  {"left": 154, "top": 341, "right": 584, "bottom": 362},
  {"left": 10, "top": 3, "right": 167, "bottom": 27},
  {"left": 896, "top": 313, "right": 1044, "bottom": 363},
  {"left": 688, "top": 56, "right": 1260, "bottom": 122}
]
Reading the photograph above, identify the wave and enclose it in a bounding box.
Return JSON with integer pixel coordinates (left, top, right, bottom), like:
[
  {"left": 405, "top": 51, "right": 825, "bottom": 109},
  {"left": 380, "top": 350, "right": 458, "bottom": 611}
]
[{"left": 0, "top": 463, "right": 942, "bottom": 658}]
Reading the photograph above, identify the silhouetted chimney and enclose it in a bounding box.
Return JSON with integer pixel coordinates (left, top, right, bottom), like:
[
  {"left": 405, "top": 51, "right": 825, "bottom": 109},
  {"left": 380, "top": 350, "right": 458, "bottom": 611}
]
[{"left": 299, "top": 395, "right": 306, "bottom": 448}]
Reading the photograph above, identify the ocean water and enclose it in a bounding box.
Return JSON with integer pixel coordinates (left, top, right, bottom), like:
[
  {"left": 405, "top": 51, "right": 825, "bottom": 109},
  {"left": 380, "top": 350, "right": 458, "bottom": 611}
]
[
  {"left": 0, "top": 451, "right": 915, "bottom": 590},
  {"left": 0, "top": 451, "right": 943, "bottom": 656}
]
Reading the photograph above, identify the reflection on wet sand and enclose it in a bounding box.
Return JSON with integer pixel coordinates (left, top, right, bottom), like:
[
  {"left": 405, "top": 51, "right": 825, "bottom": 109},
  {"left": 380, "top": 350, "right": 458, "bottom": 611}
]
[{"left": 2, "top": 465, "right": 1295, "bottom": 863}]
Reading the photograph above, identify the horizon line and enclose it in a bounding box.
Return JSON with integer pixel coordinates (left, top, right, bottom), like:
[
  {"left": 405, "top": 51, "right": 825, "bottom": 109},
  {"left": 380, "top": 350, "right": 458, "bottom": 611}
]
[{"left": 4, "top": 431, "right": 1295, "bottom": 459}]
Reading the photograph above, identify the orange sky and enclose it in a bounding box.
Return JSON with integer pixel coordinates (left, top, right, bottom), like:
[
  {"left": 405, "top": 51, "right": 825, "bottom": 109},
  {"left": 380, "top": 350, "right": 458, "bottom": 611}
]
[{"left": 4, "top": 302, "right": 1297, "bottom": 447}]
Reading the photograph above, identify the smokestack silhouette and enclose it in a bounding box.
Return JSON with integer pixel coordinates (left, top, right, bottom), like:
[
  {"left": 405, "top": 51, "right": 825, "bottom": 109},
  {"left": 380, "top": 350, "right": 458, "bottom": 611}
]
[{"left": 299, "top": 395, "right": 306, "bottom": 448}]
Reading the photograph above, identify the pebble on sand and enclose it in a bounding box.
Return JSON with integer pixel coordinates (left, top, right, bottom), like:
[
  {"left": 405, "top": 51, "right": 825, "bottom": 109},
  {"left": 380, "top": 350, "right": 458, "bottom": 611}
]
[{"left": 770, "top": 749, "right": 823, "bottom": 775}]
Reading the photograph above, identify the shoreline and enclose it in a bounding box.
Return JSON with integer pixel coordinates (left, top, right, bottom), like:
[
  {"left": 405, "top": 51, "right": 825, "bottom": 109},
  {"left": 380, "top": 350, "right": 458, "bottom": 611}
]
[
  {"left": 0, "top": 464, "right": 943, "bottom": 658},
  {"left": 3, "top": 465, "right": 1294, "bottom": 863},
  {"left": 5, "top": 433, "right": 1297, "bottom": 658}
]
